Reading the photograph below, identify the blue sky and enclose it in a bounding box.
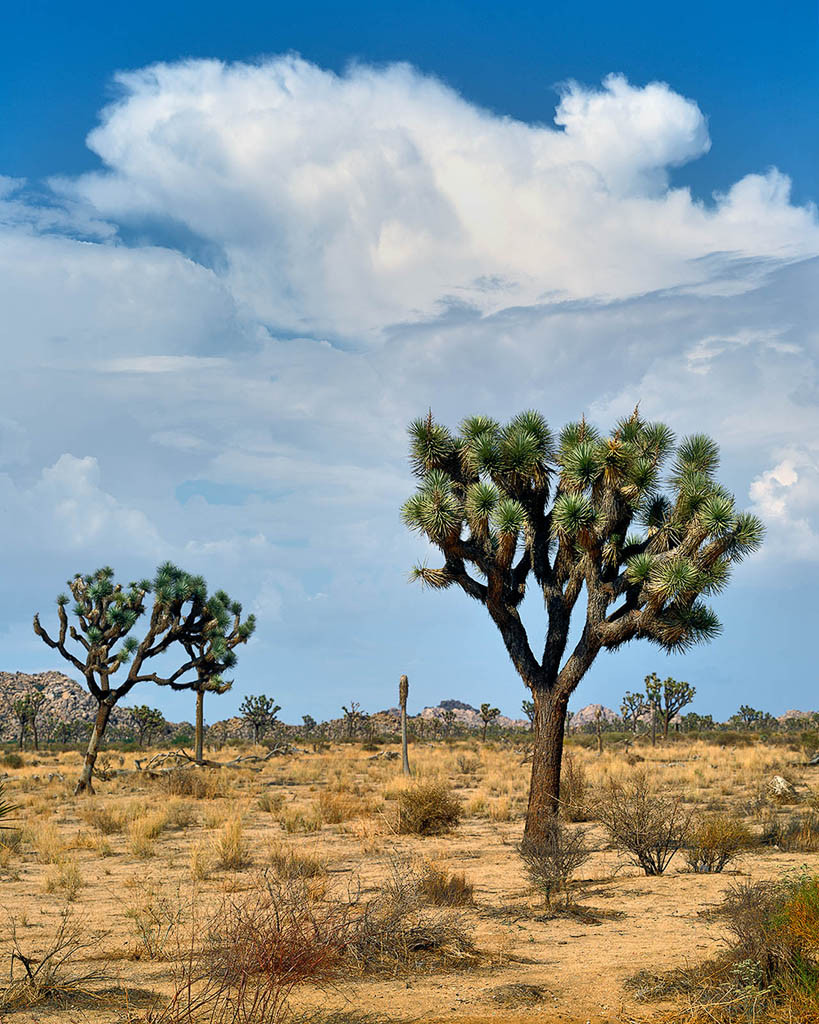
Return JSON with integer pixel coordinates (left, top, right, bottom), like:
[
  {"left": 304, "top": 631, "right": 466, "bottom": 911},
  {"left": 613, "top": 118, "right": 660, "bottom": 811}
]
[{"left": 0, "top": 1, "right": 817, "bottom": 724}]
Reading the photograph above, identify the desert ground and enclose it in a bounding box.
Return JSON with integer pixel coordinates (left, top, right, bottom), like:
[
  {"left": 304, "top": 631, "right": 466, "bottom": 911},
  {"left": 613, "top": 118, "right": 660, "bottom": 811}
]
[{"left": 0, "top": 736, "right": 817, "bottom": 1024}]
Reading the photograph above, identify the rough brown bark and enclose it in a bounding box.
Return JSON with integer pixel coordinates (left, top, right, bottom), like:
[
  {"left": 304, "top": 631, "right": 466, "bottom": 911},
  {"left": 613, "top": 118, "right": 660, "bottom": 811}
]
[
  {"left": 195, "top": 687, "right": 205, "bottom": 764},
  {"left": 524, "top": 687, "right": 569, "bottom": 842},
  {"left": 75, "top": 701, "right": 114, "bottom": 795}
]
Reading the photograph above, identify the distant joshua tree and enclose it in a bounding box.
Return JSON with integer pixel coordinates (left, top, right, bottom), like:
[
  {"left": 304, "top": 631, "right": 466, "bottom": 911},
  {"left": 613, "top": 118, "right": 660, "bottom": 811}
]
[
  {"left": 479, "top": 703, "right": 501, "bottom": 741},
  {"left": 301, "top": 714, "right": 317, "bottom": 735},
  {"left": 621, "top": 690, "right": 649, "bottom": 734},
  {"left": 341, "top": 701, "right": 363, "bottom": 738},
  {"left": 131, "top": 705, "right": 165, "bottom": 747},
  {"left": 403, "top": 408, "right": 763, "bottom": 840},
  {"left": 240, "top": 694, "right": 281, "bottom": 744},
  {"left": 441, "top": 708, "right": 457, "bottom": 738},
  {"left": 645, "top": 674, "right": 696, "bottom": 741},
  {"left": 34, "top": 564, "right": 246, "bottom": 794},
  {"left": 522, "top": 699, "right": 535, "bottom": 729},
  {"left": 399, "top": 675, "right": 411, "bottom": 776}
]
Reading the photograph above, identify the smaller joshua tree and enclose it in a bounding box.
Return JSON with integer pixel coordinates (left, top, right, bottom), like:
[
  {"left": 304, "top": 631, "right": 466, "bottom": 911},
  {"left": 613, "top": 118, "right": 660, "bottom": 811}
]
[
  {"left": 240, "top": 694, "right": 280, "bottom": 744},
  {"left": 399, "top": 674, "right": 411, "bottom": 776},
  {"left": 132, "top": 706, "right": 165, "bottom": 747},
  {"left": 621, "top": 690, "right": 649, "bottom": 734},
  {"left": 34, "top": 564, "right": 246, "bottom": 795},
  {"left": 11, "top": 690, "right": 46, "bottom": 751},
  {"left": 645, "top": 674, "right": 696, "bottom": 741},
  {"left": 180, "top": 592, "right": 255, "bottom": 763},
  {"left": 522, "top": 699, "right": 535, "bottom": 730},
  {"left": 479, "top": 703, "right": 500, "bottom": 742}
]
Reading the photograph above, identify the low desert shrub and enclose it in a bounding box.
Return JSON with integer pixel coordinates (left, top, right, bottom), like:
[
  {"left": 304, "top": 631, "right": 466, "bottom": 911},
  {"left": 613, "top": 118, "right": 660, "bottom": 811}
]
[
  {"left": 559, "top": 752, "right": 589, "bottom": 822},
  {"left": 160, "top": 769, "right": 226, "bottom": 800},
  {"left": 455, "top": 753, "right": 481, "bottom": 774},
  {"left": 318, "top": 790, "right": 370, "bottom": 824},
  {"left": 397, "top": 781, "right": 462, "bottom": 836},
  {"left": 684, "top": 814, "right": 754, "bottom": 873},
  {"left": 2, "top": 753, "right": 24, "bottom": 769},
  {"left": 44, "top": 858, "right": 83, "bottom": 901},
  {"left": 519, "top": 820, "right": 590, "bottom": 906},
  {"left": 417, "top": 863, "right": 474, "bottom": 907},
  {"left": 0, "top": 910, "right": 106, "bottom": 1011},
  {"left": 596, "top": 772, "right": 691, "bottom": 875}
]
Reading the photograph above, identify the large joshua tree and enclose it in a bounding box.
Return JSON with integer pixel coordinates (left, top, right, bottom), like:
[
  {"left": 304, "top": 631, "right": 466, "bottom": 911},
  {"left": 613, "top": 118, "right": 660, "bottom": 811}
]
[
  {"left": 33, "top": 564, "right": 245, "bottom": 795},
  {"left": 402, "top": 409, "right": 764, "bottom": 841}
]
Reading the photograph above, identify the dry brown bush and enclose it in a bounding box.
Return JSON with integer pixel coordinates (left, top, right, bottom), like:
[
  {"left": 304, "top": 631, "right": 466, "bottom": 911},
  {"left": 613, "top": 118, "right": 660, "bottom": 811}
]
[
  {"left": 0, "top": 910, "right": 107, "bottom": 1012},
  {"left": 268, "top": 845, "right": 327, "bottom": 881},
  {"left": 213, "top": 818, "right": 252, "bottom": 870},
  {"left": 396, "top": 781, "right": 462, "bottom": 836},
  {"left": 759, "top": 808, "right": 819, "bottom": 852},
  {"left": 596, "top": 772, "right": 691, "bottom": 875},
  {"left": 519, "top": 820, "right": 590, "bottom": 905},
  {"left": 684, "top": 815, "right": 754, "bottom": 873}
]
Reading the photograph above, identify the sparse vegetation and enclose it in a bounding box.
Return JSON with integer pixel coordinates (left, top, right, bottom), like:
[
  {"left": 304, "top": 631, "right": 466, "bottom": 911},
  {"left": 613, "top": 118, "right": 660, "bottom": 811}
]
[{"left": 397, "top": 781, "right": 462, "bottom": 835}]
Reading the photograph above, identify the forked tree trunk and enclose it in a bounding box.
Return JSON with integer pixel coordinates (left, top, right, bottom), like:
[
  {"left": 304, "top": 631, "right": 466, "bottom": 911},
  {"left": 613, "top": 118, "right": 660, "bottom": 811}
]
[
  {"left": 75, "top": 701, "right": 114, "bottom": 795},
  {"left": 524, "top": 687, "right": 569, "bottom": 843},
  {"left": 195, "top": 688, "right": 205, "bottom": 764}
]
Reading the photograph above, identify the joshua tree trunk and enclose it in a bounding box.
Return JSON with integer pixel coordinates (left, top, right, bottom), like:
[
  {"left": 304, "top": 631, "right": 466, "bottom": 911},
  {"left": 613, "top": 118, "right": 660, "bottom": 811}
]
[
  {"left": 662, "top": 713, "right": 670, "bottom": 741},
  {"left": 651, "top": 711, "right": 657, "bottom": 746},
  {"left": 18, "top": 725, "right": 24, "bottom": 751},
  {"left": 32, "top": 720, "right": 39, "bottom": 751},
  {"left": 75, "top": 701, "right": 114, "bottom": 795},
  {"left": 399, "top": 675, "right": 411, "bottom": 777},
  {"left": 595, "top": 708, "right": 603, "bottom": 756},
  {"left": 195, "top": 687, "right": 205, "bottom": 764},
  {"left": 525, "top": 688, "right": 569, "bottom": 842}
]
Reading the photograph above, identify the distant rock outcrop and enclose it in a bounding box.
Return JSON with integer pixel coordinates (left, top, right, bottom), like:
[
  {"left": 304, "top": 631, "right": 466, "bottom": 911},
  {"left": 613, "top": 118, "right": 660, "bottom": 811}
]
[
  {"left": 570, "top": 704, "right": 620, "bottom": 728},
  {"left": 0, "top": 671, "right": 137, "bottom": 742},
  {"left": 420, "top": 702, "right": 528, "bottom": 731}
]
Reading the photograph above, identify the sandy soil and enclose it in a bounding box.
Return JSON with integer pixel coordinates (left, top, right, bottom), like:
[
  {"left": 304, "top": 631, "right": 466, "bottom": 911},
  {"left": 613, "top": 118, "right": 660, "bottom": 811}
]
[{"left": 0, "top": 738, "right": 816, "bottom": 1024}]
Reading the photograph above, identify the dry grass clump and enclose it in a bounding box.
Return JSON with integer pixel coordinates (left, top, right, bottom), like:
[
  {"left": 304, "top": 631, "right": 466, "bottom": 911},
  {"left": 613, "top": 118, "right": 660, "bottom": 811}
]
[
  {"left": 212, "top": 817, "right": 252, "bottom": 870},
  {"left": 318, "top": 789, "right": 372, "bottom": 824},
  {"left": 759, "top": 808, "right": 819, "bottom": 852},
  {"left": 596, "top": 772, "right": 691, "bottom": 875},
  {"left": 417, "top": 862, "right": 474, "bottom": 907},
  {"left": 30, "top": 821, "right": 67, "bottom": 864},
  {"left": 125, "top": 881, "right": 189, "bottom": 960},
  {"left": 397, "top": 781, "right": 462, "bottom": 836},
  {"left": 279, "top": 806, "right": 323, "bottom": 834},
  {"left": 128, "top": 810, "right": 169, "bottom": 858},
  {"left": 626, "top": 871, "right": 819, "bottom": 1023},
  {"left": 268, "top": 845, "right": 327, "bottom": 881},
  {"left": 158, "top": 768, "right": 228, "bottom": 800},
  {"left": 80, "top": 803, "right": 126, "bottom": 835},
  {"left": 258, "top": 789, "right": 286, "bottom": 814},
  {"left": 684, "top": 815, "right": 754, "bottom": 873},
  {"left": 519, "top": 820, "right": 590, "bottom": 906},
  {"left": 44, "top": 857, "right": 83, "bottom": 901}
]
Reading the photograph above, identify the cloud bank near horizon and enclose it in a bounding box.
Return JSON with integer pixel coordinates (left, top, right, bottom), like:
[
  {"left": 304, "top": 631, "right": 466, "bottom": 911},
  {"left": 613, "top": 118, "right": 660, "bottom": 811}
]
[{"left": 0, "top": 57, "right": 817, "bottom": 719}]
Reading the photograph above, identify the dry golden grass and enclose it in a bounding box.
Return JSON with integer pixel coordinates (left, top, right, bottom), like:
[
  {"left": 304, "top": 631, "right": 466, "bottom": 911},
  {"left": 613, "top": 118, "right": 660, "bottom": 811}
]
[{"left": 1, "top": 736, "right": 819, "bottom": 1024}]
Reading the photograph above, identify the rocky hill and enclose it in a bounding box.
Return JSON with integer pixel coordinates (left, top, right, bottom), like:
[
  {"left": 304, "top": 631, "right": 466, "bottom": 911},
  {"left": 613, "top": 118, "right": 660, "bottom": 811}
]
[
  {"left": 570, "top": 704, "right": 621, "bottom": 728},
  {"left": 420, "top": 700, "right": 528, "bottom": 730},
  {"left": 0, "top": 671, "right": 137, "bottom": 742}
]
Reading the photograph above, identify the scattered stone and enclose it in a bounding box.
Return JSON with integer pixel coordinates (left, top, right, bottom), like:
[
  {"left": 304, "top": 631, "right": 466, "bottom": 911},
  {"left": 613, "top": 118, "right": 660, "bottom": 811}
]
[{"left": 768, "top": 775, "right": 797, "bottom": 799}]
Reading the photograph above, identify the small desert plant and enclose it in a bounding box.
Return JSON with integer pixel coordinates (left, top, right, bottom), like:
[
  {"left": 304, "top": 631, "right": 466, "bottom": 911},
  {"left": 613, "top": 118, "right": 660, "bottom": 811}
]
[
  {"left": 268, "top": 846, "right": 327, "bottom": 881},
  {"left": 318, "top": 790, "right": 370, "bottom": 824},
  {"left": 80, "top": 804, "right": 125, "bottom": 835},
  {"left": 684, "top": 814, "right": 754, "bottom": 872},
  {"left": 213, "top": 817, "right": 252, "bottom": 870},
  {"left": 125, "top": 883, "right": 188, "bottom": 960},
  {"left": 759, "top": 809, "right": 819, "bottom": 852},
  {"left": 279, "top": 807, "right": 323, "bottom": 834},
  {"left": 0, "top": 909, "right": 106, "bottom": 1011},
  {"left": 2, "top": 753, "right": 24, "bottom": 769},
  {"left": 397, "top": 781, "right": 462, "bottom": 836},
  {"left": 160, "top": 769, "right": 227, "bottom": 800},
  {"left": 455, "top": 753, "right": 481, "bottom": 774},
  {"left": 559, "top": 751, "right": 589, "bottom": 822},
  {"left": 44, "top": 858, "right": 83, "bottom": 901},
  {"left": 417, "top": 862, "right": 474, "bottom": 906},
  {"left": 519, "top": 820, "right": 590, "bottom": 906},
  {"left": 596, "top": 772, "right": 691, "bottom": 875},
  {"left": 258, "top": 790, "right": 286, "bottom": 814}
]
